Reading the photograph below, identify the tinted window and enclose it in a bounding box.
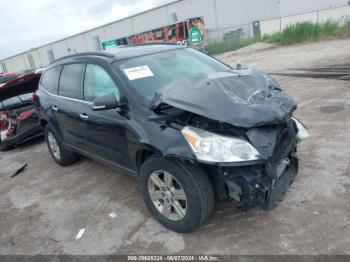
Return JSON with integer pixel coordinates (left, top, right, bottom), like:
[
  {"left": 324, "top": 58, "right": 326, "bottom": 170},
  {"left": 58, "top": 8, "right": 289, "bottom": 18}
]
[
  {"left": 0, "top": 75, "right": 17, "bottom": 84},
  {"left": 58, "top": 64, "right": 84, "bottom": 99},
  {"left": 84, "top": 64, "right": 120, "bottom": 102},
  {"left": 41, "top": 66, "right": 61, "bottom": 94}
]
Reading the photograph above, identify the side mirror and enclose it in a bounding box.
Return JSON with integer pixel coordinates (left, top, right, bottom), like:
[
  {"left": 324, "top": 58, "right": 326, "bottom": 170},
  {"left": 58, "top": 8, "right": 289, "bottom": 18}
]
[{"left": 92, "top": 93, "right": 118, "bottom": 111}]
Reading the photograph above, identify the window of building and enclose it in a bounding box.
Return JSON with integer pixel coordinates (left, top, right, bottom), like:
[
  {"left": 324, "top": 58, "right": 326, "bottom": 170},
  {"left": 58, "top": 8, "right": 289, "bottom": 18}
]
[
  {"left": 28, "top": 54, "right": 36, "bottom": 70},
  {"left": 47, "top": 49, "right": 55, "bottom": 63},
  {"left": 1, "top": 62, "right": 7, "bottom": 74}
]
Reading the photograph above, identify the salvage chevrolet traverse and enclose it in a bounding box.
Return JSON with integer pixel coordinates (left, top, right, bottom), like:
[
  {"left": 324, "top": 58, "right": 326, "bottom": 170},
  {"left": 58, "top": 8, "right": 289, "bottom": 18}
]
[{"left": 35, "top": 44, "right": 308, "bottom": 233}]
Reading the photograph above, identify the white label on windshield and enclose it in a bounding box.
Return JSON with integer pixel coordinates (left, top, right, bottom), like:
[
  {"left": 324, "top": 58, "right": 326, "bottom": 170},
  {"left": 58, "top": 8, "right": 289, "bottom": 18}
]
[{"left": 123, "top": 65, "right": 154, "bottom": 81}]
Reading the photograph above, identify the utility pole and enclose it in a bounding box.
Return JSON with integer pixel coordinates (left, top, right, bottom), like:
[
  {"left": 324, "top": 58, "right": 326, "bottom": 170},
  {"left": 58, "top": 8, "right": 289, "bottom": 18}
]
[{"left": 278, "top": 0, "right": 281, "bottom": 33}]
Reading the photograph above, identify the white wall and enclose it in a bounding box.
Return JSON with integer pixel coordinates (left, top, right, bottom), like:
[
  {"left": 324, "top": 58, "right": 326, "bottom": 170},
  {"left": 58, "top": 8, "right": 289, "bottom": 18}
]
[
  {"left": 132, "top": 7, "right": 168, "bottom": 33},
  {"left": 103, "top": 19, "right": 134, "bottom": 40},
  {"left": 11, "top": 55, "right": 27, "bottom": 73},
  {"left": 165, "top": 0, "right": 218, "bottom": 29},
  {"left": 260, "top": 5, "right": 350, "bottom": 35},
  {"left": 84, "top": 28, "right": 108, "bottom": 51},
  {"left": 2, "top": 59, "right": 14, "bottom": 73},
  {"left": 37, "top": 46, "right": 51, "bottom": 67},
  {"left": 215, "top": 0, "right": 278, "bottom": 29},
  {"left": 66, "top": 34, "right": 89, "bottom": 53},
  {"left": 279, "top": 0, "right": 349, "bottom": 17},
  {"left": 51, "top": 41, "right": 69, "bottom": 59},
  {"left": 319, "top": 5, "right": 350, "bottom": 22}
]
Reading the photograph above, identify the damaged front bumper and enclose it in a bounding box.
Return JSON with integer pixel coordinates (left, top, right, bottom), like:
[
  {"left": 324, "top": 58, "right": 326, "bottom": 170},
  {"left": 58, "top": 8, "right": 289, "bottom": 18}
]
[
  {"left": 223, "top": 155, "right": 298, "bottom": 211},
  {"left": 200, "top": 117, "right": 308, "bottom": 211}
]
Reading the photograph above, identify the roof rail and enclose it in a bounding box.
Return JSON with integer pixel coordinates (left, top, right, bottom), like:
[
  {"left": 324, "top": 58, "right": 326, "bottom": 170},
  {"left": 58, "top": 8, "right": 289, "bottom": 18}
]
[
  {"left": 129, "top": 42, "right": 180, "bottom": 47},
  {"left": 107, "top": 42, "right": 180, "bottom": 51},
  {"left": 50, "top": 52, "right": 115, "bottom": 64},
  {"left": 121, "top": 42, "right": 179, "bottom": 48}
]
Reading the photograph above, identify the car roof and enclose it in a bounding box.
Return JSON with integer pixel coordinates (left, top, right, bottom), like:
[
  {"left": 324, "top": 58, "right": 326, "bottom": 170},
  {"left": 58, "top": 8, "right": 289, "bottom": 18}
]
[
  {"left": 109, "top": 44, "right": 185, "bottom": 60},
  {"left": 49, "top": 44, "right": 185, "bottom": 67}
]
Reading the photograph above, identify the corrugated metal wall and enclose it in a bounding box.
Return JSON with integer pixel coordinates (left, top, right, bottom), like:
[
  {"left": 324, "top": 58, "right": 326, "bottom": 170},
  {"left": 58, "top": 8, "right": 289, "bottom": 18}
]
[
  {"left": 279, "top": 0, "right": 349, "bottom": 16},
  {"left": 1, "top": 0, "right": 349, "bottom": 74}
]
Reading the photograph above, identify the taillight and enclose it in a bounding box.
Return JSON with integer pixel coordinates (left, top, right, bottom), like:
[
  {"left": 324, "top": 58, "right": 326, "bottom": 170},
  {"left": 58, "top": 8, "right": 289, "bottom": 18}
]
[{"left": 32, "top": 91, "right": 38, "bottom": 101}]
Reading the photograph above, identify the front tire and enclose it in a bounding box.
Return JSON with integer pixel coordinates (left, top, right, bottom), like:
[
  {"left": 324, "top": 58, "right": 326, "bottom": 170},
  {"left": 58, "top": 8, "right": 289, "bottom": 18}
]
[
  {"left": 139, "top": 157, "right": 214, "bottom": 233},
  {"left": 45, "top": 125, "right": 77, "bottom": 166}
]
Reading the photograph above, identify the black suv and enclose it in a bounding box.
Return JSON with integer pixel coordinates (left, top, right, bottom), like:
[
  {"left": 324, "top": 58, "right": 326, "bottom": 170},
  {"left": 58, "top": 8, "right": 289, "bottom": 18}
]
[{"left": 35, "top": 44, "right": 308, "bottom": 233}]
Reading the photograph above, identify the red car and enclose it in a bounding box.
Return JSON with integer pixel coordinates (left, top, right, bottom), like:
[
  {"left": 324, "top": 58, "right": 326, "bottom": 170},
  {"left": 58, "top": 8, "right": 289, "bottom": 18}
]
[{"left": 0, "top": 73, "right": 43, "bottom": 151}]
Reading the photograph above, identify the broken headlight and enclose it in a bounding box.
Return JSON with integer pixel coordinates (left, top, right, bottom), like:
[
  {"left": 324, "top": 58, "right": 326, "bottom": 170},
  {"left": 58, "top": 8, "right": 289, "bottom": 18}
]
[
  {"left": 292, "top": 117, "right": 309, "bottom": 141},
  {"left": 181, "top": 126, "right": 262, "bottom": 163}
]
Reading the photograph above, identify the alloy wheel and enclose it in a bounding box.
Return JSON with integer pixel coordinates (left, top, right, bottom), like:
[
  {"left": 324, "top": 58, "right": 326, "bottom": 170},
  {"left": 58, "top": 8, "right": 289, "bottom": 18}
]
[
  {"left": 148, "top": 170, "right": 187, "bottom": 221},
  {"left": 47, "top": 132, "right": 61, "bottom": 160}
]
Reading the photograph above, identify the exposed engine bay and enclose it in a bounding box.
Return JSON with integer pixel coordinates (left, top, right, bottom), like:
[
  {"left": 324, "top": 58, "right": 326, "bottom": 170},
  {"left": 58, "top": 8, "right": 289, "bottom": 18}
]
[
  {"left": 150, "top": 68, "right": 309, "bottom": 211},
  {"left": 158, "top": 111, "right": 303, "bottom": 210}
]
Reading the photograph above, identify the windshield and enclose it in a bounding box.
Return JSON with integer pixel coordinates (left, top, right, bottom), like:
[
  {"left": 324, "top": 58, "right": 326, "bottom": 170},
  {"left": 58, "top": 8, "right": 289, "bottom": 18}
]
[{"left": 115, "top": 48, "right": 231, "bottom": 102}]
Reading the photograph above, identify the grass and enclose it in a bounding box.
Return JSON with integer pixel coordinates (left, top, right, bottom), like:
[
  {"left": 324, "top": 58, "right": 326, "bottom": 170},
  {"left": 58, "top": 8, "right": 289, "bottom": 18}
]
[{"left": 207, "top": 19, "right": 350, "bottom": 55}]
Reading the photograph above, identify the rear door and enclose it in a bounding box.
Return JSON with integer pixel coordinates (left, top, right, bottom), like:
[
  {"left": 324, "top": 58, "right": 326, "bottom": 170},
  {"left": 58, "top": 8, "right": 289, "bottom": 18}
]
[{"left": 54, "top": 63, "right": 86, "bottom": 147}]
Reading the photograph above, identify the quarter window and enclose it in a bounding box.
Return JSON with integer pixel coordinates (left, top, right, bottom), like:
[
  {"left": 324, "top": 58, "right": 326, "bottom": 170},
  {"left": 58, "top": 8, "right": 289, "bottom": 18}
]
[
  {"left": 58, "top": 64, "right": 84, "bottom": 99},
  {"left": 41, "top": 66, "right": 61, "bottom": 94},
  {"left": 84, "top": 64, "right": 120, "bottom": 102}
]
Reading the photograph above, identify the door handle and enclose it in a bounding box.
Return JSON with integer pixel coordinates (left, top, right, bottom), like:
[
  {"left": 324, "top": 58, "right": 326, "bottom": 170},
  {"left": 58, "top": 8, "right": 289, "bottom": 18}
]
[
  {"left": 79, "top": 113, "right": 89, "bottom": 120},
  {"left": 52, "top": 105, "right": 58, "bottom": 112}
]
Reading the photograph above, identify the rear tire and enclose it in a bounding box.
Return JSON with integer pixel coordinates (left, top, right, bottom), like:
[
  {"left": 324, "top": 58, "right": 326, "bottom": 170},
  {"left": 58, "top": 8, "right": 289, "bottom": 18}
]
[
  {"left": 45, "top": 125, "right": 77, "bottom": 166},
  {"left": 139, "top": 157, "right": 214, "bottom": 233},
  {"left": 0, "top": 144, "right": 11, "bottom": 151}
]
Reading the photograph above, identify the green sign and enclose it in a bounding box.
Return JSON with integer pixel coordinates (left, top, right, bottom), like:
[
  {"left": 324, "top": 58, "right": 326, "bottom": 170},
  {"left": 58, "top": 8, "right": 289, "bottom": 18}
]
[
  {"left": 190, "top": 27, "right": 202, "bottom": 45},
  {"left": 102, "top": 40, "right": 118, "bottom": 50}
]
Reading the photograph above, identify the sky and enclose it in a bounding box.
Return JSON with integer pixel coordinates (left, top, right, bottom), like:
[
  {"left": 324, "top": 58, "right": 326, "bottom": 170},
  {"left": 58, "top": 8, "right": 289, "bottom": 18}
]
[{"left": 0, "top": 0, "right": 169, "bottom": 59}]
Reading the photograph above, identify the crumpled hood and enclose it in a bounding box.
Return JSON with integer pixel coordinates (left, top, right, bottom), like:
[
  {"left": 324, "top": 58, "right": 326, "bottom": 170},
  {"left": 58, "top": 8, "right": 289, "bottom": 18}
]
[{"left": 151, "top": 68, "right": 297, "bottom": 128}]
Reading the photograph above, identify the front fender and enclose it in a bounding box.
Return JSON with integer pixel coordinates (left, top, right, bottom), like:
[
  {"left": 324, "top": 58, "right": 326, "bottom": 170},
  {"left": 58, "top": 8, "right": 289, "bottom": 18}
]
[{"left": 128, "top": 120, "right": 195, "bottom": 169}]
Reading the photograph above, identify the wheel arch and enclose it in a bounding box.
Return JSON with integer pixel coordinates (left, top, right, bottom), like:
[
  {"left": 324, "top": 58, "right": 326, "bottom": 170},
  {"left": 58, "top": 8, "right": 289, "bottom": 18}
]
[
  {"left": 40, "top": 119, "right": 48, "bottom": 128},
  {"left": 135, "top": 144, "right": 194, "bottom": 171},
  {"left": 135, "top": 144, "right": 163, "bottom": 170}
]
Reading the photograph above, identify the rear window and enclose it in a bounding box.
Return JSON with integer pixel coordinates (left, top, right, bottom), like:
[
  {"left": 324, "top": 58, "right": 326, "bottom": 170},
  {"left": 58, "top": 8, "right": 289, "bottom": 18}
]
[
  {"left": 18, "top": 93, "right": 33, "bottom": 102},
  {"left": 0, "top": 75, "right": 17, "bottom": 84},
  {"left": 2, "top": 96, "right": 21, "bottom": 109},
  {"left": 41, "top": 66, "right": 61, "bottom": 94},
  {"left": 58, "top": 64, "right": 84, "bottom": 99}
]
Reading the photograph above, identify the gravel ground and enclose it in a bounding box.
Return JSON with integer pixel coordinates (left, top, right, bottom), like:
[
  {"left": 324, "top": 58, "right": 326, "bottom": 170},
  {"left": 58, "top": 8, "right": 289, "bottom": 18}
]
[{"left": 0, "top": 39, "right": 350, "bottom": 255}]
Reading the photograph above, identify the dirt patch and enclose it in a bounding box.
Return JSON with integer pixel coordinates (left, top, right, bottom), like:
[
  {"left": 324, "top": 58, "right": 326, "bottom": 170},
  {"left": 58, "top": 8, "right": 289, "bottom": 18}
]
[{"left": 320, "top": 106, "right": 346, "bottom": 114}]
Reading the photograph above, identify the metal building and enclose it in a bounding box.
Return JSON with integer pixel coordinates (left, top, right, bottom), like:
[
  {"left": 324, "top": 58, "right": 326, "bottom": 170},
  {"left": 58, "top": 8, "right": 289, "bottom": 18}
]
[{"left": 1, "top": 0, "right": 349, "bottom": 74}]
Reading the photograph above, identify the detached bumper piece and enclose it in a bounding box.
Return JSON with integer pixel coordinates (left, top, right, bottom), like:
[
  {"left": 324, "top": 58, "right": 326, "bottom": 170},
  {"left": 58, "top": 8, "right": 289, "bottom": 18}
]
[
  {"left": 223, "top": 118, "right": 299, "bottom": 211},
  {"left": 224, "top": 156, "right": 298, "bottom": 211},
  {"left": 262, "top": 157, "right": 298, "bottom": 210}
]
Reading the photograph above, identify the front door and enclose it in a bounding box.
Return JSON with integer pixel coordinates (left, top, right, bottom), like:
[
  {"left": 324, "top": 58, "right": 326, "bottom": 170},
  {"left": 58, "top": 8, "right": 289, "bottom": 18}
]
[{"left": 79, "top": 63, "right": 133, "bottom": 169}]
